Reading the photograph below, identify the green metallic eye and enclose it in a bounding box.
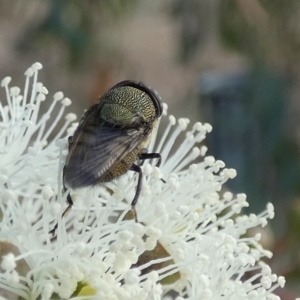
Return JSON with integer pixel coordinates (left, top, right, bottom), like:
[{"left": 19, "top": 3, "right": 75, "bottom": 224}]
[{"left": 110, "top": 80, "right": 163, "bottom": 118}]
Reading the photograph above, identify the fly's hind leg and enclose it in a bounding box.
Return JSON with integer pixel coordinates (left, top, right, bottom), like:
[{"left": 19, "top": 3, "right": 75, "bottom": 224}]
[
  {"left": 49, "top": 168, "right": 74, "bottom": 236},
  {"left": 62, "top": 192, "right": 74, "bottom": 219},
  {"left": 49, "top": 193, "right": 73, "bottom": 236}
]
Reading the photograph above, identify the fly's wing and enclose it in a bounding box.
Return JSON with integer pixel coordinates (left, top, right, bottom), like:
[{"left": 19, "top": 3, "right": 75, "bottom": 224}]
[{"left": 64, "top": 106, "right": 149, "bottom": 189}]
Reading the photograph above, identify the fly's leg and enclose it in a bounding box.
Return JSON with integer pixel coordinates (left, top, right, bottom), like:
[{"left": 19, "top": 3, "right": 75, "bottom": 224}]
[
  {"left": 129, "top": 153, "right": 166, "bottom": 222},
  {"left": 49, "top": 193, "right": 73, "bottom": 236},
  {"left": 49, "top": 167, "right": 74, "bottom": 236},
  {"left": 138, "top": 152, "right": 166, "bottom": 183},
  {"left": 130, "top": 164, "right": 143, "bottom": 222},
  {"left": 49, "top": 136, "right": 74, "bottom": 236},
  {"left": 139, "top": 152, "right": 161, "bottom": 167},
  {"left": 68, "top": 135, "right": 73, "bottom": 150}
]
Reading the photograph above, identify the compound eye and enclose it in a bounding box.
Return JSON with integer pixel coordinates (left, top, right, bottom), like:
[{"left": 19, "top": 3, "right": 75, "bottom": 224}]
[
  {"left": 110, "top": 80, "right": 163, "bottom": 118},
  {"left": 148, "top": 88, "right": 163, "bottom": 118}
]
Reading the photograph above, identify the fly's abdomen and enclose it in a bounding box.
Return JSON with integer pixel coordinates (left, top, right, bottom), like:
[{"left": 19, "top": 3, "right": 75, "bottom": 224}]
[{"left": 99, "top": 147, "right": 141, "bottom": 183}]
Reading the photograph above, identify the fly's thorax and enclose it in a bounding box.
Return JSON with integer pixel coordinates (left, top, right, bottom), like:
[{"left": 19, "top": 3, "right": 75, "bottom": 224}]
[{"left": 99, "top": 86, "right": 157, "bottom": 127}]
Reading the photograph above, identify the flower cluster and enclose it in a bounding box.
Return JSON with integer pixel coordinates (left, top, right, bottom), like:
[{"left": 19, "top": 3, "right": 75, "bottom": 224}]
[{"left": 0, "top": 63, "right": 285, "bottom": 300}]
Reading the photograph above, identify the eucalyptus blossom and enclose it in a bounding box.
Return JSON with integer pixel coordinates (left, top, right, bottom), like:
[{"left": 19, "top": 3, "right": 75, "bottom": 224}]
[{"left": 0, "top": 63, "right": 284, "bottom": 300}]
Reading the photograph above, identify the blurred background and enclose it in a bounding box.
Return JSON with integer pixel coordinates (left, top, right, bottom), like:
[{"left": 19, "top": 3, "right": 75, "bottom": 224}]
[{"left": 0, "top": 0, "right": 300, "bottom": 297}]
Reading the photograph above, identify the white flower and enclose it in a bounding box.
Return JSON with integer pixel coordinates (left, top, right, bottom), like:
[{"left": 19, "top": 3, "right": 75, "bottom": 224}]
[{"left": 0, "top": 63, "right": 285, "bottom": 300}]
